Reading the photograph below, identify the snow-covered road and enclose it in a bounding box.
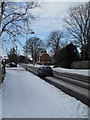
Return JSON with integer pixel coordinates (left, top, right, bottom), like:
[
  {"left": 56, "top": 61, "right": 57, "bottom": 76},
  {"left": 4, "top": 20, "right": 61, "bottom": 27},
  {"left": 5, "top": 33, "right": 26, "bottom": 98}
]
[{"left": 2, "top": 66, "right": 89, "bottom": 118}]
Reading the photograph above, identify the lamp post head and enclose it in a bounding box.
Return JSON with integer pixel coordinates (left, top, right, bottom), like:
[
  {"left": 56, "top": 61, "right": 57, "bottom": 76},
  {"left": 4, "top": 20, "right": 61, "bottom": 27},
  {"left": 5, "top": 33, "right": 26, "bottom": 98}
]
[{"left": 30, "top": 31, "right": 34, "bottom": 34}]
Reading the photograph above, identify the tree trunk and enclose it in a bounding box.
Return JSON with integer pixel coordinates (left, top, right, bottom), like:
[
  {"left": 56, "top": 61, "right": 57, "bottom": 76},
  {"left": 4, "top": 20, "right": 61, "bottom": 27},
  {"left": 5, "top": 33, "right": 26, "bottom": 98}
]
[
  {"left": 0, "top": 1, "right": 4, "bottom": 28},
  {"left": 88, "top": 2, "right": 90, "bottom": 59},
  {"left": 83, "top": 45, "right": 86, "bottom": 60},
  {"left": 0, "top": 1, "right": 4, "bottom": 39}
]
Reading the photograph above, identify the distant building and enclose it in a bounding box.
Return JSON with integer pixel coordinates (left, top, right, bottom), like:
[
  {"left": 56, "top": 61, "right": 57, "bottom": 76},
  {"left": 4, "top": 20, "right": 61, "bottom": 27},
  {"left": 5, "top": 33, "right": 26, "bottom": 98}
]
[
  {"left": 29, "top": 58, "right": 33, "bottom": 64},
  {"left": 39, "top": 53, "right": 51, "bottom": 65}
]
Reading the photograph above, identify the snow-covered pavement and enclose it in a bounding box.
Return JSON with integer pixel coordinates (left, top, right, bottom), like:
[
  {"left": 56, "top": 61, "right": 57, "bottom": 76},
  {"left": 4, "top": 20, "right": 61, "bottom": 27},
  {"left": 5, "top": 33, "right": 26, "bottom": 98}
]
[
  {"left": 1, "top": 66, "right": 89, "bottom": 118},
  {"left": 0, "top": 85, "right": 2, "bottom": 120}
]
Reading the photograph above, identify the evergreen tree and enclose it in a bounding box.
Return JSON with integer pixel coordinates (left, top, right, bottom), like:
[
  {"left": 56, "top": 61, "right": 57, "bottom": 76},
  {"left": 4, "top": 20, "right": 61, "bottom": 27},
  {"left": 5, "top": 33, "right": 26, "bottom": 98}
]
[
  {"left": 58, "top": 43, "right": 79, "bottom": 68},
  {"left": 7, "top": 48, "right": 18, "bottom": 65}
]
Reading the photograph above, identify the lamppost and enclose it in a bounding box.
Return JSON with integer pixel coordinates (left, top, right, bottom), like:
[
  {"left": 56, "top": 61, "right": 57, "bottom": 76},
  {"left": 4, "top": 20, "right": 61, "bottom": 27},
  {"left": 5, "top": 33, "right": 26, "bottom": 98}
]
[
  {"left": 26, "top": 17, "right": 28, "bottom": 71},
  {"left": 12, "top": 39, "right": 18, "bottom": 66},
  {"left": 26, "top": 15, "right": 34, "bottom": 71}
]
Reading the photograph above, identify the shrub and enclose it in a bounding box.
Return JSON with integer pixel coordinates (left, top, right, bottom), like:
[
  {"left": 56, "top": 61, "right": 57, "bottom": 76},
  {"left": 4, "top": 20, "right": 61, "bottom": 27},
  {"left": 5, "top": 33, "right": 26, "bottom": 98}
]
[
  {"left": 71, "top": 61, "right": 90, "bottom": 69},
  {"left": 58, "top": 43, "right": 79, "bottom": 68}
]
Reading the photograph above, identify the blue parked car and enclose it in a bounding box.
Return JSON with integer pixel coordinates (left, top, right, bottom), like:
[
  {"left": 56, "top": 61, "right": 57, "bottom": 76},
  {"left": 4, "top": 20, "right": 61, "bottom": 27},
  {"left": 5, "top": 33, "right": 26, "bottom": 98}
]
[{"left": 38, "top": 66, "right": 53, "bottom": 78}]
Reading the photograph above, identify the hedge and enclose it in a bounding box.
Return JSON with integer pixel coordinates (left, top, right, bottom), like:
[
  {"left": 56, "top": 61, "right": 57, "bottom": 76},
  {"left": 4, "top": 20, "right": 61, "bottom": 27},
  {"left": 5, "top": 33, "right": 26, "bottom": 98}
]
[{"left": 71, "top": 61, "right": 90, "bottom": 69}]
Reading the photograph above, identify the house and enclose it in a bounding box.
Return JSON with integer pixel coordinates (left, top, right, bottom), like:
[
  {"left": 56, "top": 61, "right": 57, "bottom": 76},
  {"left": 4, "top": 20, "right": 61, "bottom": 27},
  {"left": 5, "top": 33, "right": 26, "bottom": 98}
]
[{"left": 39, "top": 53, "right": 51, "bottom": 65}]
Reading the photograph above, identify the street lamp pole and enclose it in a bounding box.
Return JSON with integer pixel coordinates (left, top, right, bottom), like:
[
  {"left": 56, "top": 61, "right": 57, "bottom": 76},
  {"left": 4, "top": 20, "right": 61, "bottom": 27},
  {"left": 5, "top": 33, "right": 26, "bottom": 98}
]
[
  {"left": 26, "top": 17, "right": 28, "bottom": 71},
  {"left": 26, "top": 13, "right": 35, "bottom": 70},
  {"left": 13, "top": 39, "right": 18, "bottom": 66}
]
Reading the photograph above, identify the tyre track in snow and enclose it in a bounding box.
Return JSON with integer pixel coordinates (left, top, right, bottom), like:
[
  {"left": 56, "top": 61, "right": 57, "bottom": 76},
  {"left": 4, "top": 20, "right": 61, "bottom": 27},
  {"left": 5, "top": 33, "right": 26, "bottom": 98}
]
[{"left": 21, "top": 64, "right": 90, "bottom": 107}]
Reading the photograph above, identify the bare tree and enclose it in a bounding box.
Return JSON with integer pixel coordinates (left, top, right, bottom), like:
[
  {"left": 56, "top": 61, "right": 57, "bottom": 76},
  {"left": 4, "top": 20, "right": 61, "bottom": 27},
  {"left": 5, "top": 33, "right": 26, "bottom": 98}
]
[
  {"left": 23, "top": 37, "right": 45, "bottom": 64},
  {"left": 47, "top": 30, "right": 63, "bottom": 63},
  {"left": 64, "top": 2, "right": 89, "bottom": 60},
  {"left": 0, "top": 1, "right": 38, "bottom": 39}
]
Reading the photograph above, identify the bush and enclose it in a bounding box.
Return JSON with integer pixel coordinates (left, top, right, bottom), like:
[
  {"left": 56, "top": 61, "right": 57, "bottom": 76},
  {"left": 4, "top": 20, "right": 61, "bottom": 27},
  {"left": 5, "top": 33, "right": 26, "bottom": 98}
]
[
  {"left": 58, "top": 43, "right": 79, "bottom": 68},
  {"left": 71, "top": 61, "right": 90, "bottom": 69}
]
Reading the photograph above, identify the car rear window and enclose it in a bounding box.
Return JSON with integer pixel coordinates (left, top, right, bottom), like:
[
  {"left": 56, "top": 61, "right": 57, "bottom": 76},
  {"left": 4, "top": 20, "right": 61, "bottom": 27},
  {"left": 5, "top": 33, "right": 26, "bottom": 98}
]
[{"left": 39, "top": 66, "right": 52, "bottom": 70}]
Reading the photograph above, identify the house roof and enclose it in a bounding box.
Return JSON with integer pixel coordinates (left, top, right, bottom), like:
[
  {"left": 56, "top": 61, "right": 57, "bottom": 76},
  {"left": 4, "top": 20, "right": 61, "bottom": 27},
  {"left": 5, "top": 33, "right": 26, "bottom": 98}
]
[{"left": 40, "top": 53, "right": 50, "bottom": 57}]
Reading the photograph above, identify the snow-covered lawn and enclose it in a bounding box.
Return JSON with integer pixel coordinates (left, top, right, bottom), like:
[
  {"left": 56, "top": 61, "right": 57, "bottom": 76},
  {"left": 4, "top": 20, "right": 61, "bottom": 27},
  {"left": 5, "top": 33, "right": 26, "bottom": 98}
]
[
  {"left": 2, "top": 66, "right": 89, "bottom": 118},
  {"left": 53, "top": 67, "right": 90, "bottom": 76}
]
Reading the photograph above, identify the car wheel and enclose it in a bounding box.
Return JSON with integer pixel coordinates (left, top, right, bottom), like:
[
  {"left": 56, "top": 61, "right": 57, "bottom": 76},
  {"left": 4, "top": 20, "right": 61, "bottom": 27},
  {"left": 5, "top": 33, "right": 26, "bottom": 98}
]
[{"left": 38, "top": 74, "right": 40, "bottom": 77}]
